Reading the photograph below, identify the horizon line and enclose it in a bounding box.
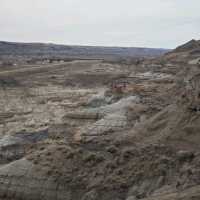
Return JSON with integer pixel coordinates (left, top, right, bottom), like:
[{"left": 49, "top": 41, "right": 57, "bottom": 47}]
[{"left": 0, "top": 40, "right": 172, "bottom": 50}]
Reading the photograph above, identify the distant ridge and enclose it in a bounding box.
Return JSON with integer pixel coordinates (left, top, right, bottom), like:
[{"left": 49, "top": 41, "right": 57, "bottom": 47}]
[{"left": 0, "top": 41, "right": 170, "bottom": 59}]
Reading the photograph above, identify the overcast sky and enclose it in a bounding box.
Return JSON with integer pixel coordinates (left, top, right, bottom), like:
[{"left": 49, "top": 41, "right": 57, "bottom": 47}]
[{"left": 0, "top": 0, "right": 200, "bottom": 48}]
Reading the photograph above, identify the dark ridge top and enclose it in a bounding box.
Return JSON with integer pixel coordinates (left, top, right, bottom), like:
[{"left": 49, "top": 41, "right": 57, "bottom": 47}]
[{"left": 175, "top": 39, "right": 200, "bottom": 52}]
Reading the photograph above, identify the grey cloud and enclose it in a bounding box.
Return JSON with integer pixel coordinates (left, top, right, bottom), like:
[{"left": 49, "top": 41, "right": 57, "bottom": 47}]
[{"left": 0, "top": 0, "right": 200, "bottom": 48}]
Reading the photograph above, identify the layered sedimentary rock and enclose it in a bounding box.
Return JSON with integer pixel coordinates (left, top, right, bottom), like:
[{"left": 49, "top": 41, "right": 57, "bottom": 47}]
[{"left": 0, "top": 40, "right": 199, "bottom": 200}]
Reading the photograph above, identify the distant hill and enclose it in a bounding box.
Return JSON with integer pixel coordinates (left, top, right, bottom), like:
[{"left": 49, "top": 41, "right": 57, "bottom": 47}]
[{"left": 0, "top": 41, "right": 169, "bottom": 60}]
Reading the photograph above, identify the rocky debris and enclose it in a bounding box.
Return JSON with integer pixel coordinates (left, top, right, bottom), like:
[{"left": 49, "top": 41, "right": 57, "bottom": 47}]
[
  {"left": 0, "top": 142, "right": 199, "bottom": 200},
  {"left": 0, "top": 129, "right": 49, "bottom": 164},
  {"left": 85, "top": 89, "right": 112, "bottom": 108}
]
